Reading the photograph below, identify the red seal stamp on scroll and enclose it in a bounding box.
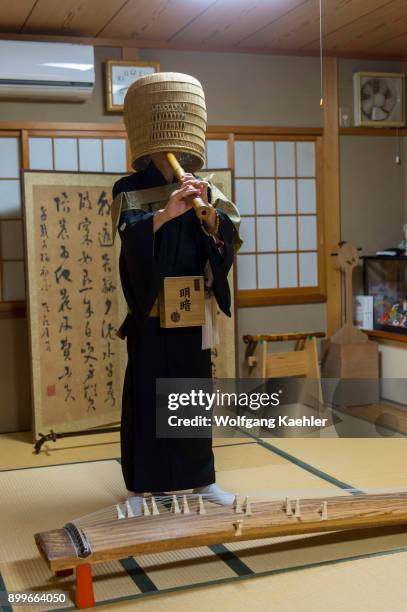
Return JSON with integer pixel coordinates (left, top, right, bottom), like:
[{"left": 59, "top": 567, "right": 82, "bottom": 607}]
[{"left": 47, "top": 385, "right": 56, "bottom": 397}]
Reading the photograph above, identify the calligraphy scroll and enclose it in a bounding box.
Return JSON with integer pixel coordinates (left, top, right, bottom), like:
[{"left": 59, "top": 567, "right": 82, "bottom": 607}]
[
  {"left": 206, "top": 170, "right": 237, "bottom": 379},
  {"left": 23, "top": 173, "right": 127, "bottom": 439}
]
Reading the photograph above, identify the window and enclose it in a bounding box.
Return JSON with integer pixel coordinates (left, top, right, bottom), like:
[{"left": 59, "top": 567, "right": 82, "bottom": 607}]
[
  {"left": 0, "top": 131, "right": 129, "bottom": 310},
  {"left": 28, "top": 137, "right": 128, "bottom": 173},
  {"left": 0, "top": 126, "right": 323, "bottom": 311},
  {"left": 205, "top": 139, "right": 229, "bottom": 169},
  {"left": 0, "top": 136, "right": 25, "bottom": 303},
  {"left": 205, "top": 133, "right": 324, "bottom": 306}
]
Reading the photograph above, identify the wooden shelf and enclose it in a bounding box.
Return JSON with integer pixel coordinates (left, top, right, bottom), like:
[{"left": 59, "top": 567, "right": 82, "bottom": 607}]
[
  {"left": 364, "top": 329, "right": 407, "bottom": 344},
  {"left": 340, "top": 127, "right": 407, "bottom": 137}
]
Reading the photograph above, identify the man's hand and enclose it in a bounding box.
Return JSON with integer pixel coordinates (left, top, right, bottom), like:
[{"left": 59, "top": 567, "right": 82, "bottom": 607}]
[
  {"left": 180, "top": 174, "right": 218, "bottom": 233},
  {"left": 180, "top": 173, "right": 209, "bottom": 204},
  {"left": 165, "top": 182, "right": 201, "bottom": 219},
  {"left": 153, "top": 182, "right": 200, "bottom": 232},
  {"left": 154, "top": 175, "right": 218, "bottom": 234}
]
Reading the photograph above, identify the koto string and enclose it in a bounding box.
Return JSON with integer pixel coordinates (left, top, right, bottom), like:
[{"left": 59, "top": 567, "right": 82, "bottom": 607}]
[{"left": 71, "top": 486, "right": 407, "bottom": 526}]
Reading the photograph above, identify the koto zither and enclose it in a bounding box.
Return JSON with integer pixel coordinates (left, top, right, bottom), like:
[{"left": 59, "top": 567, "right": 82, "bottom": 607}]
[{"left": 35, "top": 490, "right": 407, "bottom": 608}]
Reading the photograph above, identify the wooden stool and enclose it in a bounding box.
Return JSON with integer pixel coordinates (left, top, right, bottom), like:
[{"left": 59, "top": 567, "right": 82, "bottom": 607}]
[{"left": 243, "top": 332, "right": 325, "bottom": 405}]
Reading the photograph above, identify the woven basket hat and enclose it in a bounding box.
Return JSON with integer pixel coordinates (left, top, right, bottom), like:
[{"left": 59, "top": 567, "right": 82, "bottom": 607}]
[{"left": 123, "top": 72, "right": 207, "bottom": 172}]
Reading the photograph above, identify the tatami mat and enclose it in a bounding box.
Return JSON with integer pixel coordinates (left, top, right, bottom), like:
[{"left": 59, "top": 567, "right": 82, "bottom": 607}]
[
  {"left": 0, "top": 431, "right": 121, "bottom": 471},
  {"left": 91, "top": 551, "right": 407, "bottom": 612},
  {"left": 266, "top": 438, "right": 407, "bottom": 490},
  {"left": 0, "top": 431, "right": 252, "bottom": 472},
  {"left": 1, "top": 440, "right": 407, "bottom": 611}
]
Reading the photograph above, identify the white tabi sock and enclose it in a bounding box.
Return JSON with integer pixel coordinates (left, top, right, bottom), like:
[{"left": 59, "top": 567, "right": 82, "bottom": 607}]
[{"left": 192, "top": 483, "right": 235, "bottom": 506}]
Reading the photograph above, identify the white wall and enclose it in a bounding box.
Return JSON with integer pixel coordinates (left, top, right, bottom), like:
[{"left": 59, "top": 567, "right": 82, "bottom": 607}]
[
  {"left": 340, "top": 135, "right": 405, "bottom": 294},
  {"left": 139, "top": 48, "right": 323, "bottom": 127},
  {"left": 380, "top": 342, "right": 407, "bottom": 404}
]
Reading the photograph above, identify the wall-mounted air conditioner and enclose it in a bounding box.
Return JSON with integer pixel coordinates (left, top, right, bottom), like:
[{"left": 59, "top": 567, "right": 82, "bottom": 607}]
[{"left": 0, "top": 40, "right": 95, "bottom": 102}]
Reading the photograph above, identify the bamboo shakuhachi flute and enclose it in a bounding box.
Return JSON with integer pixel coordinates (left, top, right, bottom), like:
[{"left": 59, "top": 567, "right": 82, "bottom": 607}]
[{"left": 166, "top": 152, "right": 210, "bottom": 220}]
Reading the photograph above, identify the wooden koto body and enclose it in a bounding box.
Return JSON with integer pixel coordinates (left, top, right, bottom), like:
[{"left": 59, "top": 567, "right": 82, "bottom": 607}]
[{"left": 36, "top": 492, "right": 407, "bottom": 571}]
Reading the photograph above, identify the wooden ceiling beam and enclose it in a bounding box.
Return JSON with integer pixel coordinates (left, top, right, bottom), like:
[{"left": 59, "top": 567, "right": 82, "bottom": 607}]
[
  {"left": 236, "top": 0, "right": 394, "bottom": 51},
  {"left": 20, "top": 0, "right": 128, "bottom": 37},
  {"left": 368, "top": 29, "right": 407, "bottom": 56},
  {"left": 97, "top": 0, "right": 215, "bottom": 40},
  {"left": 0, "top": 0, "right": 36, "bottom": 32},
  {"left": 305, "top": 0, "right": 407, "bottom": 54},
  {"left": 0, "top": 31, "right": 406, "bottom": 61},
  {"left": 167, "top": 0, "right": 306, "bottom": 47},
  {"left": 301, "top": 0, "right": 399, "bottom": 52}
]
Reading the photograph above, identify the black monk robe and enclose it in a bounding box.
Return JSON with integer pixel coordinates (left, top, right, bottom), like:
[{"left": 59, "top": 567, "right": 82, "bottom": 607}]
[{"left": 113, "top": 161, "right": 236, "bottom": 492}]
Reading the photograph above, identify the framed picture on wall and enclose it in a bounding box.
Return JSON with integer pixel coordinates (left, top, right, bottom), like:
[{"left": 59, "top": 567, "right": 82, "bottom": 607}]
[
  {"left": 353, "top": 72, "right": 405, "bottom": 127},
  {"left": 105, "top": 59, "right": 160, "bottom": 113}
]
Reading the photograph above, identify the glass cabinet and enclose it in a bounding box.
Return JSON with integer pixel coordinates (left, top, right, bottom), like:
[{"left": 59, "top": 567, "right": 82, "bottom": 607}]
[{"left": 363, "top": 255, "right": 407, "bottom": 335}]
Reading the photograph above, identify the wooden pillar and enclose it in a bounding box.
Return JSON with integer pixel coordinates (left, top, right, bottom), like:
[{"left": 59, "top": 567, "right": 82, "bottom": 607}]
[
  {"left": 322, "top": 57, "right": 341, "bottom": 335},
  {"left": 121, "top": 48, "right": 138, "bottom": 170},
  {"left": 403, "top": 62, "right": 407, "bottom": 223},
  {"left": 403, "top": 134, "right": 407, "bottom": 224}
]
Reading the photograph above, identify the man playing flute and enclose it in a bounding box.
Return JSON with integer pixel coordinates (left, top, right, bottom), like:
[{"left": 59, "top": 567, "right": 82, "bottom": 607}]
[{"left": 111, "top": 72, "right": 242, "bottom": 514}]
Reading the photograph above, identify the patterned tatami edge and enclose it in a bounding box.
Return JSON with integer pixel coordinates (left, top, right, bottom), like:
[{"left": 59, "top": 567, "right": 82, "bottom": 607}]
[
  {"left": 46, "top": 545, "right": 407, "bottom": 612},
  {"left": 2, "top": 436, "right": 405, "bottom": 611}
]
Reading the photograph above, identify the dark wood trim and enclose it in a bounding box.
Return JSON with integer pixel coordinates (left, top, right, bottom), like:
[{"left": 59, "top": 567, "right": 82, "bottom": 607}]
[
  {"left": 209, "top": 126, "right": 323, "bottom": 136},
  {"left": 340, "top": 127, "right": 407, "bottom": 137},
  {"left": 237, "top": 289, "right": 326, "bottom": 307},
  {"left": 6, "top": 124, "right": 407, "bottom": 138},
  {"left": 0, "top": 301, "right": 26, "bottom": 319},
  {"left": 21, "top": 129, "right": 29, "bottom": 169},
  {"left": 4, "top": 122, "right": 404, "bottom": 139},
  {"left": 206, "top": 133, "right": 229, "bottom": 140},
  {"left": 322, "top": 57, "right": 341, "bottom": 336},
  {"left": 316, "top": 136, "right": 326, "bottom": 297},
  {"left": 0, "top": 130, "right": 20, "bottom": 137},
  {"left": 0, "top": 122, "right": 322, "bottom": 136},
  {"left": 0, "top": 33, "right": 146, "bottom": 48},
  {"left": 25, "top": 130, "right": 127, "bottom": 138},
  {"left": 0, "top": 33, "right": 406, "bottom": 62},
  {"left": 227, "top": 133, "right": 235, "bottom": 170},
  {"left": 364, "top": 329, "right": 407, "bottom": 344},
  {"left": 235, "top": 133, "right": 319, "bottom": 142},
  {"left": 0, "top": 122, "right": 126, "bottom": 131}
]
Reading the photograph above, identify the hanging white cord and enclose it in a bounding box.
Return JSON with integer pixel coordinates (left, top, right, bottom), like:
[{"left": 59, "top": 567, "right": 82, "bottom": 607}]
[{"left": 396, "top": 127, "right": 401, "bottom": 164}]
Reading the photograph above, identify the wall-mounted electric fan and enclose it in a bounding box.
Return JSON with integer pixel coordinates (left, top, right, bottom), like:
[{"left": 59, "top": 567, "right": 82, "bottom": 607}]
[{"left": 353, "top": 72, "right": 405, "bottom": 127}]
